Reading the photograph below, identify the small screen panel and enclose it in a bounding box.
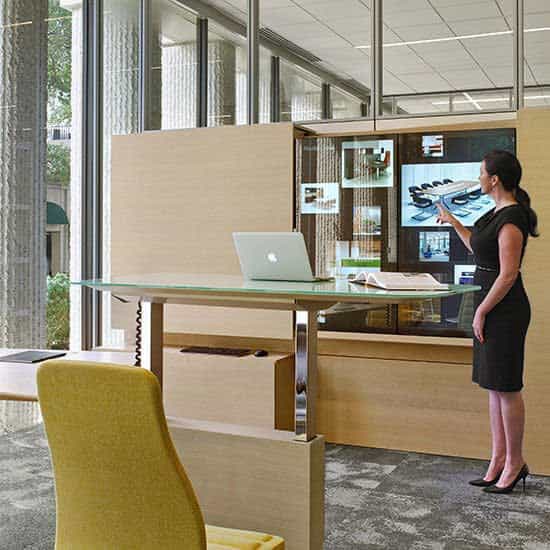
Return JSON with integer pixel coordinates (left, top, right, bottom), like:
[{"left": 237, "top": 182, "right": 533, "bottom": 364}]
[{"left": 342, "top": 139, "right": 394, "bottom": 188}]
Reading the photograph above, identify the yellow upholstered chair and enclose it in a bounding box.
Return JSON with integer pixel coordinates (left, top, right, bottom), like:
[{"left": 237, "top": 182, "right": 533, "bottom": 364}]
[{"left": 37, "top": 360, "right": 285, "bottom": 550}]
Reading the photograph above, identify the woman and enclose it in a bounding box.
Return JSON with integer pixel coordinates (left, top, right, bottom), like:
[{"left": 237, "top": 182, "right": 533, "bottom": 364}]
[{"left": 436, "top": 150, "right": 538, "bottom": 494}]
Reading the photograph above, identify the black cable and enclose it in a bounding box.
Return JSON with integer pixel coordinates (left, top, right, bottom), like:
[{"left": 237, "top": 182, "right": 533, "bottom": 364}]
[{"left": 134, "top": 300, "right": 142, "bottom": 367}]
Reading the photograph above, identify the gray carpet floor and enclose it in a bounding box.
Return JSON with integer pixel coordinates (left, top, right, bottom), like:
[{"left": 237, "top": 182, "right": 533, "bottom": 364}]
[{"left": 1, "top": 405, "right": 550, "bottom": 549}]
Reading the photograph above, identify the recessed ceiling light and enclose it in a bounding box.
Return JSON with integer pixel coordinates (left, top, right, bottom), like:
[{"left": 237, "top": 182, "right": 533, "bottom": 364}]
[
  {"left": 431, "top": 94, "right": 550, "bottom": 106},
  {"left": 355, "top": 27, "right": 550, "bottom": 49}
]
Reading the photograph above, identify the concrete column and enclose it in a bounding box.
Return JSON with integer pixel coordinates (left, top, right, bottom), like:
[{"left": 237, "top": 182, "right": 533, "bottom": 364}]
[
  {"left": 208, "top": 40, "right": 236, "bottom": 126},
  {"left": 161, "top": 42, "right": 197, "bottom": 130},
  {"left": 101, "top": 0, "right": 140, "bottom": 347},
  {"left": 0, "top": 0, "right": 48, "bottom": 348}
]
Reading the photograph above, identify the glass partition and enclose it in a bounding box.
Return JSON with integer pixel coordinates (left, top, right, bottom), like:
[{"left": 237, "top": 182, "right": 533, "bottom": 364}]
[
  {"left": 151, "top": 0, "right": 197, "bottom": 130},
  {"left": 280, "top": 60, "right": 323, "bottom": 121},
  {"left": 523, "top": 0, "right": 550, "bottom": 108},
  {"left": 382, "top": 0, "right": 515, "bottom": 116},
  {"left": 259, "top": 0, "right": 371, "bottom": 120},
  {"left": 331, "top": 87, "right": 364, "bottom": 119},
  {"left": 208, "top": 22, "right": 244, "bottom": 126},
  {"left": 101, "top": 0, "right": 141, "bottom": 348}
]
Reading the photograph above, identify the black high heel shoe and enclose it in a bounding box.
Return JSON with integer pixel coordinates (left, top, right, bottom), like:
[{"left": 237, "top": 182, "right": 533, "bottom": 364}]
[
  {"left": 483, "top": 464, "right": 529, "bottom": 494},
  {"left": 468, "top": 469, "right": 503, "bottom": 487}
]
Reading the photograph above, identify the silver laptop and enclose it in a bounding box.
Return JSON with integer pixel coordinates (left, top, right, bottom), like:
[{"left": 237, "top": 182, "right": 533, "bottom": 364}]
[{"left": 233, "top": 232, "right": 328, "bottom": 282}]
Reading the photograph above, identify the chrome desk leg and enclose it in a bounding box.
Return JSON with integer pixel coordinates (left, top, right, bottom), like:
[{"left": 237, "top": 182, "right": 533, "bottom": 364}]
[
  {"left": 295, "top": 309, "right": 318, "bottom": 441},
  {"left": 140, "top": 299, "right": 164, "bottom": 390}
]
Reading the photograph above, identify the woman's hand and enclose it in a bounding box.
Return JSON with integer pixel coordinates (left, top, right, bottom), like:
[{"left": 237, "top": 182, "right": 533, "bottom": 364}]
[
  {"left": 472, "top": 310, "right": 486, "bottom": 344},
  {"left": 435, "top": 203, "right": 456, "bottom": 226}
]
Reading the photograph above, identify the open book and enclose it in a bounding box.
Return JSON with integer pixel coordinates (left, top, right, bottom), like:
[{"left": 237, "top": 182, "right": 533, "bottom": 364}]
[{"left": 350, "top": 271, "right": 449, "bottom": 291}]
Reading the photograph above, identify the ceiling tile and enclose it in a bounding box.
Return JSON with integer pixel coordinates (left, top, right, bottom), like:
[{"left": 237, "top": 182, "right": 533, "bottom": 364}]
[
  {"left": 382, "top": 0, "right": 431, "bottom": 13},
  {"left": 448, "top": 17, "right": 511, "bottom": 35},
  {"left": 398, "top": 71, "right": 454, "bottom": 93},
  {"left": 438, "top": 68, "right": 494, "bottom": 88},
  {"left": 261, "top": 6, "right": 314, "bottom": 25},
  {"left": 384, "top": 8, "right": 442, "bottom": 28},
  {"left": 388, "top": 24, "right": 453, "bottom": 42},
  {"left": 435, "top": 2, "right": 501, "bottom": 22},
  {"left": 299, "top": 0, "right": 370, "bottom": 19}
]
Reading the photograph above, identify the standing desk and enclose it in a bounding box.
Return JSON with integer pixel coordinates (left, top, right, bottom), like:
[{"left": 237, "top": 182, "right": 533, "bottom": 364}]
[{"left": 76, "top": 274, "right": 480, "bottom": 442}]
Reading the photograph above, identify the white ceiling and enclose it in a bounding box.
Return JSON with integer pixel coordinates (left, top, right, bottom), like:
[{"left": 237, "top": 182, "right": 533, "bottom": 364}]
[{"left": 184, "top": 0, "right": 550, "bottom": 110}]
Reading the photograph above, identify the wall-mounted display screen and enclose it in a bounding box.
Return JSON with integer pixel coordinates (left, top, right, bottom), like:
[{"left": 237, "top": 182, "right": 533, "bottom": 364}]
[
  {"left": 401, "top": 162, "right": 495, "bottom": 227},
  {"left": 454, "top": 264, "right": 476, "bottom": 285},
  {"left": 353, "top": 206, "right": 381, "bottom": 236},
  {"left": 422, "top": 135, "right": 444, "bottom": 157},
  {"left": 296, "top": 127, "right": 515, "bottom": 338},
  {"left": 300, "top": 182, "right": 339, "bottom": 214},
  {"left": 342, "top": 140, "right": 394, "bottom": 188},
  {"left": 418, "top": 231, "right": 450, "bottom": 262}
]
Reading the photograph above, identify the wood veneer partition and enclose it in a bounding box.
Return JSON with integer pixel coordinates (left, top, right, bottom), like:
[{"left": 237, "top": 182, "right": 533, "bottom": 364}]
[
  {"left": 110, "top": 123, "right": 295, "bottom": 341},
  {"left": 109, "top": 112, "right": 550, "bottom": 474}
]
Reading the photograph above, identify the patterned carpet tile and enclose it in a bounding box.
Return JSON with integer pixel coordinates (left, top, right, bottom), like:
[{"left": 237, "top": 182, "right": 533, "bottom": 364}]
[{"left": 1, "top": 424, "right": 550, "bottom": 550}]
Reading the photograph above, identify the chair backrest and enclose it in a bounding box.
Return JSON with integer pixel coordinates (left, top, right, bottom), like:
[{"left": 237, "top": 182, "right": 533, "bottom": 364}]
[{"left": 37, "top": 360, "right": 207, "bottom": 550}]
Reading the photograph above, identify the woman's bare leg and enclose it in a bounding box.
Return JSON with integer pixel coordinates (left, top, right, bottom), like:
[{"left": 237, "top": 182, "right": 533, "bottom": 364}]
[
  {"left": 485, "top": 389, "right": 506, "bottom": 480},
  {"left": 496, "top": 390, "right": 526, "bottom": 487}
]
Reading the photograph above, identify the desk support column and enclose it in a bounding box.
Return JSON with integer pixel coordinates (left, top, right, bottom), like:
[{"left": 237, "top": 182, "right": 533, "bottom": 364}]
[
  {"left": 140, "top": 299, "right": 164, "bottom": 390},
  {"left": 295, "top": 309, "right": 318, "bottom": 441}
]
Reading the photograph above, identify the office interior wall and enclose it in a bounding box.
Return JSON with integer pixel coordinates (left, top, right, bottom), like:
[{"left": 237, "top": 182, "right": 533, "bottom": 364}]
[
  {"left": 109, "top": 111, "right": 550, "bottom": 474},
  {"left": 110, "top": 123, "right": 295, "bottom": 342},
  {"left": 516, "top": 107, "right": 550, "bottom": 474}
]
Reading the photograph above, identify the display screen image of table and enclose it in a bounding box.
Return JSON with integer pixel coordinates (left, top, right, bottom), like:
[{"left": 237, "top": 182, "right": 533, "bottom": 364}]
[{"left": 401, "top": 162, "right": 495, "bottom": 228}]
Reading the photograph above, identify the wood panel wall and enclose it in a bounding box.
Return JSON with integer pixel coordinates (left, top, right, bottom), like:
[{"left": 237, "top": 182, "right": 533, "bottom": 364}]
[
  {"left": 108, "top": 111, "right": 550, "bottom": 473},
  {"left": 516, "top": 107, "right": 550, "bottom": 474},
  {"left": 110, "top": 123, "right": 295, "bottom": 342}
]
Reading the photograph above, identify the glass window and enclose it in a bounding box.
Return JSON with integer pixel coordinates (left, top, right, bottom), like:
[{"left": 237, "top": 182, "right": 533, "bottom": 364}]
[
  {"left": 523, "top": 0, "right": 550, "bottom": 108},
  {"left": 259, "top": 47, "right": 272, "bottom": 124},
  {"left": 280, "top": 60, "right": 323, "bottom": 122},
  {"left": 0, "top": 0, "right": 80, "bottom": 350},
  {"left": 151, "top": 0, "right": 197, "bottom": 130},
  {"left": 208, "top": 22, "right": 245, "bottom": 126},
  {"left": 260, "top": 0, "right": 371, "bottom": 119},
  {"left": 331, "top": 87, "right": 363, "bottom": 119},
  {"left": 382, "top": 0, "right": 514, "bottom": 115},
  {"left": 101, "top": 0, "right": 141, "bottom": 348}
]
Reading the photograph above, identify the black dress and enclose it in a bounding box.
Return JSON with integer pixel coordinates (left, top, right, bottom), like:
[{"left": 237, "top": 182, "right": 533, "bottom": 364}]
[{"left": 470, "top": 204, "right": 531, "bottom": 392}]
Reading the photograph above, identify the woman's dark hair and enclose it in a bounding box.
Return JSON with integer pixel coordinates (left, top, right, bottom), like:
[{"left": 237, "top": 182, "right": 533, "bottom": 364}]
[{"left": 483, "top": 149, "right": 539, "bottom": 237}]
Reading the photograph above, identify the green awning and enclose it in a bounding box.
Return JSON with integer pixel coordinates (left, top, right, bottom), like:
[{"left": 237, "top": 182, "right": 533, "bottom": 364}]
[{"left": 47, "top": 201, "right": 69, "bottom": 225}]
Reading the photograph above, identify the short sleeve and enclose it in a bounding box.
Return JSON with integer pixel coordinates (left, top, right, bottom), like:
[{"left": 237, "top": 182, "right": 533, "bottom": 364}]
[{"left": 495, "top": 207, "right": 528, "bottom": 240}]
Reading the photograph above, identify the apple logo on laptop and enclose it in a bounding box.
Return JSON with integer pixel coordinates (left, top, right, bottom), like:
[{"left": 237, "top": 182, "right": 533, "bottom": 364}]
[{"left": 267, "top": 252, "right": 278, "bottom": 263}]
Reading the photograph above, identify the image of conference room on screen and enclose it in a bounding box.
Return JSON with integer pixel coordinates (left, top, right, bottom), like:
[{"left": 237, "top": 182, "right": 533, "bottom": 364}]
[
  {"left": 422, "top": 135, "right": 444, "bottom": 157},
  {"left": 341, "top": 140, "right": 394, "bottom": 188},
  {"left": 401, "top": 162, "right": 495, "bottom": 228},
  {"left": 418, "top": 231, "right": 450, "bottom": 262},
  {"left": 454, "top": 264, "right": 476, "bottom": 285},
  {"left": 300, "top": 182, "right": 340, "bottom": 214}
]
